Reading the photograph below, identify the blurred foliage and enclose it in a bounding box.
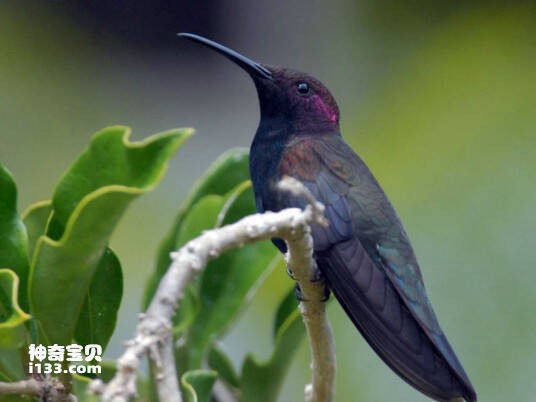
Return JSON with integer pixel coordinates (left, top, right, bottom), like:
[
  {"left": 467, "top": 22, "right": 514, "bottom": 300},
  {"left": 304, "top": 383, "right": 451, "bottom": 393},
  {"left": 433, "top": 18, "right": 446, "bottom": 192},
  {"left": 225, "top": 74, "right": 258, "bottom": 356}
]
[
  {"left": 0, "top": 127, "right": 191, "bottom": 397},
  {"left": 0, "top": 269, "right": 31, "bottom": 349},
  {"left": 146, "top": 148, "right": 304, "bottom": 401},
  {"left": 28, "top": 127, "right": 189, "bottom": 348},
  {"left": 0, "top": 166, "right": 30, "bottom": 311},
  {"left": 0, "top": 134, "right": 304, "bottom": 401},
  {"left": 144, "top": 149, "right": 252, "bottom": 309}
]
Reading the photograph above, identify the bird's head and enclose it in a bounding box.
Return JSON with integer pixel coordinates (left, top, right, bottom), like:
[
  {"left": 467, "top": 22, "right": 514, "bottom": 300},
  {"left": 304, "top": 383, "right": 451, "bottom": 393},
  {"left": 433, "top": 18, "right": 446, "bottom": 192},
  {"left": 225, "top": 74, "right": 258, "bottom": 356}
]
[{"left": 180, "top": 33, "right": 340, "bottom": 135}]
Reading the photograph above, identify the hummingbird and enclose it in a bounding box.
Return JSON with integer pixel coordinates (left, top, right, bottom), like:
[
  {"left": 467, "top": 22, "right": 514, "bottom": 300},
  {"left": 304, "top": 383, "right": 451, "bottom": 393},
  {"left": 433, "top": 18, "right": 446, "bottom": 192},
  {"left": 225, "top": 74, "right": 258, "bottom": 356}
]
[{"left": 180, "top": 33, "right": 477, "bottom": 402}]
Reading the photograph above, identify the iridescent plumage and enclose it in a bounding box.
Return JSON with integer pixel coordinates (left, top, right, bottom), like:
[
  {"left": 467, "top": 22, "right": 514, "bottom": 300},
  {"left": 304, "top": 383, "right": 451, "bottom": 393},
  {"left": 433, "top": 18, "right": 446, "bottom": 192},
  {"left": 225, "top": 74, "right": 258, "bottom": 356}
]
[
  {"left": 181, "top": 33, "right": 477, "bottom": 402},
  {"left": 254, "top": 135, "right": 476, "bottom": 402}
]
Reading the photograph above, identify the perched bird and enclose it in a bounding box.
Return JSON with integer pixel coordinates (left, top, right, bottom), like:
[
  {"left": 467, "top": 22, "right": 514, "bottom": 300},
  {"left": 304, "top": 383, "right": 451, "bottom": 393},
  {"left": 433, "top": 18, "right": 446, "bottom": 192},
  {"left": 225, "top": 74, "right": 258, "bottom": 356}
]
[{"left": 180, "top": 33, "right": 477, "bottom": 402}]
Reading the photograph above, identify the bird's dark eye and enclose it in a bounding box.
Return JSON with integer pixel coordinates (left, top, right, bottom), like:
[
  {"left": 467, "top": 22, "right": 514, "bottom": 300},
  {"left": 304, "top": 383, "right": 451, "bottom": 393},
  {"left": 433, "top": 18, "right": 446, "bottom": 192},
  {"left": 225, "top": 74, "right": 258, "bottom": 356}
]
[{"left": 296, "top": 81, "right": 310, "bottom": 95}]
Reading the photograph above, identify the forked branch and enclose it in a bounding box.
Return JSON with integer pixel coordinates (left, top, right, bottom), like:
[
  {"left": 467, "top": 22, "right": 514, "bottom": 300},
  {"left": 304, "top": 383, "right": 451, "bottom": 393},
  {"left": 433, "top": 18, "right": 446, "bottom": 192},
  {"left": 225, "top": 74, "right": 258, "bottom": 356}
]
[{"left": 90, "top": 177, "right": 335, "bottom": 402}]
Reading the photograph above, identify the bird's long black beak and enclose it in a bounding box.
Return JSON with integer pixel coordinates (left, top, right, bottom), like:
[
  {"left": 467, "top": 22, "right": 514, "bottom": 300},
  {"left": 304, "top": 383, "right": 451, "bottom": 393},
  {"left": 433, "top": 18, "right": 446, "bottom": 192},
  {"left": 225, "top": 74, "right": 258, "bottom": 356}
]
[{"left": 178, "top": 33, "right": 273, "bottom": 81}]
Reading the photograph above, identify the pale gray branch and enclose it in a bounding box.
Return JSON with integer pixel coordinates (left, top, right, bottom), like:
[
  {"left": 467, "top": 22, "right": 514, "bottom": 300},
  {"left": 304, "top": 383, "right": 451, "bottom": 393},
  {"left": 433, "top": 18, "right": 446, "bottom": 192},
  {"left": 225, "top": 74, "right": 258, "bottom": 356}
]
[
  {"left": 279, "top": 177, "right": 335, "bottom": 402},
  {"left": 152, "top": 334, "right": 182, "bottom": 402},
  {"left": 0, "top": 379, "right": 40, "bottom": 396},
  {"left": 0, "top": 377, "right": 77, "bottom": 402},
  {"left": 91, "top": 177, "right": 335, "bottom": 402}
]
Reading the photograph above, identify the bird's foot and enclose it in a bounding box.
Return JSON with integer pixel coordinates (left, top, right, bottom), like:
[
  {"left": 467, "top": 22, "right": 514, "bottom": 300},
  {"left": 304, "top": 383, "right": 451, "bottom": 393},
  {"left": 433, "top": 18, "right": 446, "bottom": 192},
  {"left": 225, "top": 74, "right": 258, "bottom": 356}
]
[
  {"left": 287, "top": 266, "right": 323, "bottom": 282},
  {"left": 321, "top": 286, "right": 331, "bottom": 302},
  {"left": 311, "top": 269, "right": 330, "bottom": 301},
  {"left": 286, "top": 265, "right": 295, "bottom": 280},
  {"left": 294, "top": 283, "right": 305, "bottom": 301},
  {"left": 311, "top": 267, "right": 324, "bottom": 283},
  {"left": 293, "top": 283, "right": 331, "bottom": 302}
]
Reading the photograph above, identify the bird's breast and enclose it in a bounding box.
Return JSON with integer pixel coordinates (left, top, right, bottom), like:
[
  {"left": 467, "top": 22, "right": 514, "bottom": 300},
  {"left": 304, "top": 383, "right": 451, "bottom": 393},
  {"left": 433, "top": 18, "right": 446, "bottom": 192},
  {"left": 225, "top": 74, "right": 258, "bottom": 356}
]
[
  {"left": 250, "top": 136, "right": 323, "bottom": 214},
  {"left": 279, "top": 139, "right": 322, "bottom": 181}
]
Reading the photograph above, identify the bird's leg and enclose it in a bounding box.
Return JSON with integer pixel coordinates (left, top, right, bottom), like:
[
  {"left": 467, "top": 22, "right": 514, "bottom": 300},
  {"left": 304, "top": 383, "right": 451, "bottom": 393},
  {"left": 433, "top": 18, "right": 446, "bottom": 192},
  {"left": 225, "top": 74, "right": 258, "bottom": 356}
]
[
  {"left": 292, "top": 269, "right": 331, "bottom": 302},
  {"left": 294, "top": 282, "right": 330, "bottom": 302},
  {"left": 286, "top": 264, "right": 304, "bottom": 300},
  {"left": 315, "top": 281, "right": 330, "bottom": 302},
  {"left": 311, "top": 267, "right": 324, "bottom": 283},
  {"left": 294, "top": 282, "right": 305, "bottom": 301},
  {"left": 312, "top": 267, "right": 331, "bottom": 301},
  {"left": 321, "top": 285, "right": 331, "bottom": 302}
]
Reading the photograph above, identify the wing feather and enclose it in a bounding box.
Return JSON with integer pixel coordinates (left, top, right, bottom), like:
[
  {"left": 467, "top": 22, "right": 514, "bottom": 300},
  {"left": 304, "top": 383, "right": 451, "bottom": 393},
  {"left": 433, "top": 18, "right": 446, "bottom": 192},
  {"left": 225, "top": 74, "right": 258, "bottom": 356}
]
[{"left": 270, "top": 135, "right": 476, "bottom": 402}]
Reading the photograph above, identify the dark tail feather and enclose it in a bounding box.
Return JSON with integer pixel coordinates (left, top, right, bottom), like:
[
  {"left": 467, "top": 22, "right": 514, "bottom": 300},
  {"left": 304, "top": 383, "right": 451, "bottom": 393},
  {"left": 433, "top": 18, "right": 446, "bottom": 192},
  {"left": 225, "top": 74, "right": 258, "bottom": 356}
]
[{"left": 316, "top": 238, "right": 476, "bottom": 402}]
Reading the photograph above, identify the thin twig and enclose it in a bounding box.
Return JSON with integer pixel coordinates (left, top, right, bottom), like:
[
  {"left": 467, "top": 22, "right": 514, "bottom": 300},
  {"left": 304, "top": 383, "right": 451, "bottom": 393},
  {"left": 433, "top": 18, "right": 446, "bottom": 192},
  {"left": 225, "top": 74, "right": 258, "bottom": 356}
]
[
  {"left": 0, "top": 377, "right": 77, "bottom": 402},
  {"left": 152, "top": 334, "right": 182, "bottom": 402},
  {"left": 91, "top": 178, "right": 335, "bottom": 402},
  {"left": 279, "top": 177, "right": 335, "bottom": 402},
  {"left": 0, "top": 379, "right": 40, "bottom": 396}
]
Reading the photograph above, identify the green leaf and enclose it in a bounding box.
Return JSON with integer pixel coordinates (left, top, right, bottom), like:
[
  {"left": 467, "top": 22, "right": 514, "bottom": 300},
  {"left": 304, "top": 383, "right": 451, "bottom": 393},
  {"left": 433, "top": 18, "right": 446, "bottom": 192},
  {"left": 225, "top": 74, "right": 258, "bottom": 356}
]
[
  {"left": 273, "top": 282, "right": 300, "bottom": 338},
  {"left": 207, "top": 343, "right": 240, "bottom": 388},
  {"left": 169, "top": 184, "right": 255, "bottom": 333},
  {"left": 22, "top": 200, "right": 52, "bottom": 263},
  {"left": 0, "top": 391, "right": 26, "bottom": 402},
  {"left": 72, "top": 374, "right": 101, "bottom": 402},
  {"left": 144, "top": 148, "right": 250, "bottom": 309},
  {"left": 28, "top": 126, "right": 192, "bottom": 346},
  {"left": 184, "top": 185, "right": 278, "bottom": 368},
  {"left": 170, "top": 185, "right": 250, "bottom": 377},
  {"left": 137, "top": 375, "right": 151, "bottom": 402},
  {"left": 0, "top": 165, "right": 30, "bottom": 310},
  {"left": 0, "top": 348, "right": 26, "bottom": 383},
  {"left": 176, "top": 195, "right": 229, "bottom": 249},
  {"left": 181, "top": 369, "right": 217, "bottom": 402},
  {"left": 240, "top": 286, "right": 305, "bottom": 402},
  {"left": 75, "top": 248, "right": 123, "bottom": 351},
  {"left": 171, "top": 194, "right": 230, "bottom": 333},
  {"left": 172, "top": 285, "right": 199, "bottom": 336},
  {"left": 93, "top": 359, "right": 116, "bottom": 383},
  {"left": 0, "top": 269, "right": 31, "bottom": 349}
]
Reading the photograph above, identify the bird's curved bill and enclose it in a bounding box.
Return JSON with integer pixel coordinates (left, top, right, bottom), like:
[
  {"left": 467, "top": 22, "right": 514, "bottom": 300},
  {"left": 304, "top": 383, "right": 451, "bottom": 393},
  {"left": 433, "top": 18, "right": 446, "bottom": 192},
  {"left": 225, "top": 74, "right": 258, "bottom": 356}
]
[{"left": 178, "top": 33, "right": 273, "bottom": 81}]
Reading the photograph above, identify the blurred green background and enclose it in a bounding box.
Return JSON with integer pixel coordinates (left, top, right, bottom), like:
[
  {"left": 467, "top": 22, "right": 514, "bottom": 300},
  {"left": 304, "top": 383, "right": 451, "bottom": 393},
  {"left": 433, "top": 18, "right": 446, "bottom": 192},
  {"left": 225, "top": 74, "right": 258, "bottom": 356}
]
[{"left": 1, "top": 1, "right": 534, "bottom": 401}]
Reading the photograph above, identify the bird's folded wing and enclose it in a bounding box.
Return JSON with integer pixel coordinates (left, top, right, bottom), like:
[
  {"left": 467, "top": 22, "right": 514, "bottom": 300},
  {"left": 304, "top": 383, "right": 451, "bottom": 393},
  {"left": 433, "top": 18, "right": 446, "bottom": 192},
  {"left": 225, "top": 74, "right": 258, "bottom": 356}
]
[{"left": 279, "top": 136, "right": 475, "bottom": 401}]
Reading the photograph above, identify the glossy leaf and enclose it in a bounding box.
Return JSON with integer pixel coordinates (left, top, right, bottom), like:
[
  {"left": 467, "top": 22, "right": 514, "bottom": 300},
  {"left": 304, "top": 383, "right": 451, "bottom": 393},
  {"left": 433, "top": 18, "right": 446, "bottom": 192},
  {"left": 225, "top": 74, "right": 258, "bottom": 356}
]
[
  {"left": 176, "top": 195, "right": 228, "bottom": 251},
  {"left": 181, "top": 369, "right": 217, "bottom": 402},
  {"left": 168, "top": 188, "right": 246, "bottom": 378},
  {"left": 22, "top": 200, "right": 52, "bottom": 262},
  {"left": 144, "top": 148, "right": 250, "bottom": 309},
  {"left": 272, "top": 283, "right": 300, "bottom": 338},
  {"left": 72, "top": 374, "right": 101, "bottom": 402},
  {"left": 240, "top": 286, "right": 305, "bottom": 402},
  {"left": 0, "top": 165, "right": 30, "bottom": 310},
  {"left": 172, "top": 285, "right": 199, "bottom": 336},
  {"left": 170, "top": 195, "right": 225, "bottom": 333},
  {"left": 184, "top": 184, "right": 278, "bottom": 368},
  {"left": 0, "top": 271, "right": 28, "bottom": 389},
  {"left": 75, "top": 248, "right": 123, "bottom": 351},
  {"left": 28, "top": 126, "right": 192, "bottom": 346},
  {"left": 169, "top": 182, "right": 255, "bottom": 337},
  {"left": 0, "top": 349, "right": 25, "bottom": 383},
  {"left": 94, "top": 360, "right": 116, "bottom": 383},
  {"left": 0, "top": 269, "right": 31, "bottom": 349},
  {"left": 207, "top": 343, "right": 240, "bottom": 388}
]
